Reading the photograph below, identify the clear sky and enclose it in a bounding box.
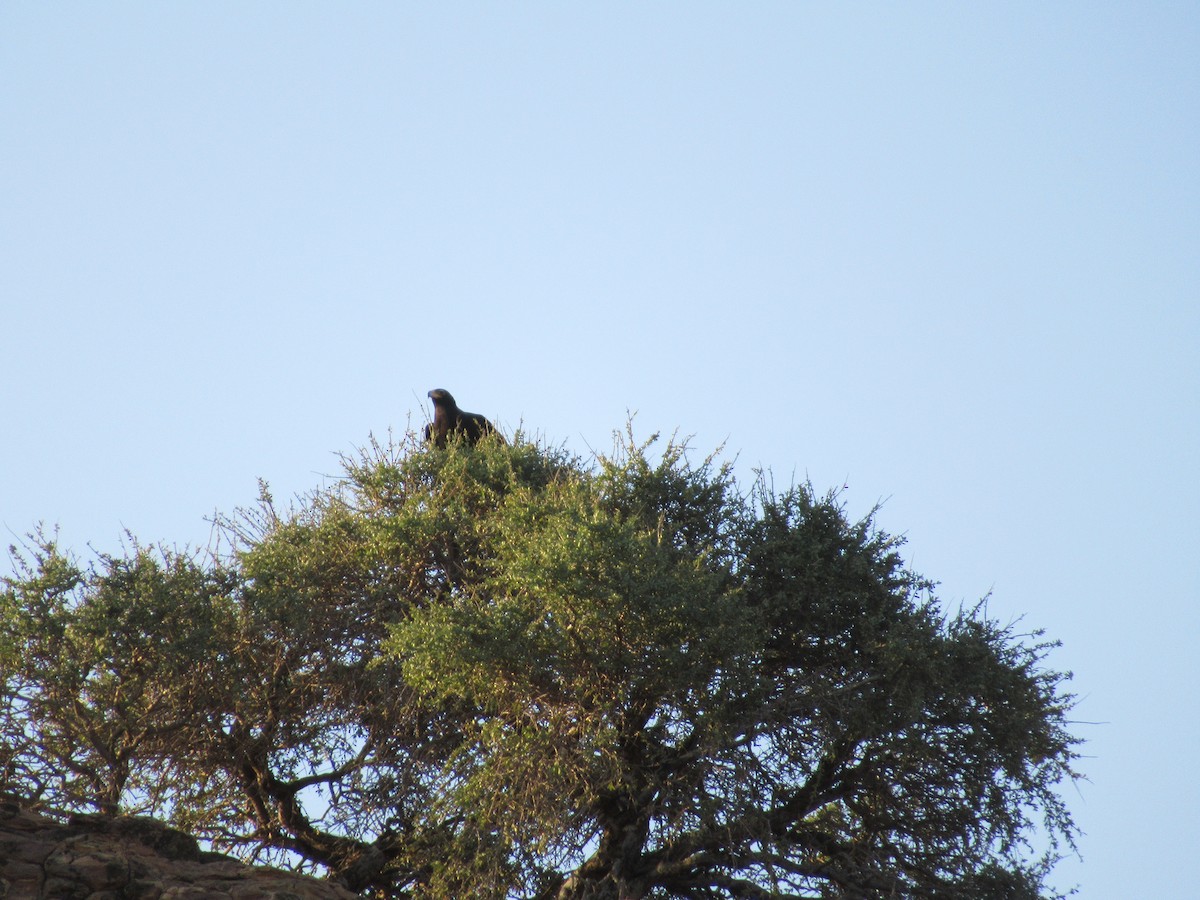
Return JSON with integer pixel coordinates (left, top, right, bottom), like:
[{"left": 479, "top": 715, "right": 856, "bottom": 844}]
[{"left": 2, "top": 4, "right": 1196, "bottom": 896}]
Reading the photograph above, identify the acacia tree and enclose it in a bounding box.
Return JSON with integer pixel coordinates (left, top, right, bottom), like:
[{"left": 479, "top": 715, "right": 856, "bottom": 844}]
[
  {"left": 1, "top": 430, "right": 1079, "bottom": 898},
  {"left": 0, "top": 539, "right": 233, "bottom": 817}
]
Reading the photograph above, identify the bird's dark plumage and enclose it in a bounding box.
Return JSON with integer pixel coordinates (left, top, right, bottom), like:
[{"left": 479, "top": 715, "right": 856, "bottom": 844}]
[{"left": 423, "top": 389, "right": 503, "bottom": 448}]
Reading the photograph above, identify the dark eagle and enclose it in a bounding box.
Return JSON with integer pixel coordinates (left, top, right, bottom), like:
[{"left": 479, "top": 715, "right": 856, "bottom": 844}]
[{"left": 423, "top": 388, "right": 503, "bottom": 448}]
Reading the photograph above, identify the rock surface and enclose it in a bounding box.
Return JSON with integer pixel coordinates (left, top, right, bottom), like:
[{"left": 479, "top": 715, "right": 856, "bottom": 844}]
[{"left": 0, "top": 800, "right": 357, "bottom": 899}]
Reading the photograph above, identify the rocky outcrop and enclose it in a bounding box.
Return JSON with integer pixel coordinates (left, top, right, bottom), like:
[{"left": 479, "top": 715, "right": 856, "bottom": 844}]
[{"left": 0, "top": 799, "right": 357, "bottom": 899}]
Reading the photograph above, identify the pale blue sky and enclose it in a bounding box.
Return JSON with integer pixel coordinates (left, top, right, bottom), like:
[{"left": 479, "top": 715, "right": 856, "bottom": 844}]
[{"left": 2, "top": 5, "right": 1197, "bottom": 896}]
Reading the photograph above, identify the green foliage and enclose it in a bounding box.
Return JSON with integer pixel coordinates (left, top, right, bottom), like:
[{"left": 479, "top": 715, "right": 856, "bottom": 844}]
[
  {"left": 1, "top": 428, "right": 1080, "bottom": 899},
  {"left": 1, "top": 535, "right": 233, "bottom": 815}
]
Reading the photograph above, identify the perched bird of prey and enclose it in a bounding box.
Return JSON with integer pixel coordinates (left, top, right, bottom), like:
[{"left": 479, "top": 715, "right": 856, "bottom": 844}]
[{"left": 423, "top": 389, "right": 503, "bottom": 448}]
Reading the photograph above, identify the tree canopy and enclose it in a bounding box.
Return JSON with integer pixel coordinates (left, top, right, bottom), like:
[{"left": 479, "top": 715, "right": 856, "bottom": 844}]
[{"left": 1, "top": 429, "right": 1080, "bottom": 899}]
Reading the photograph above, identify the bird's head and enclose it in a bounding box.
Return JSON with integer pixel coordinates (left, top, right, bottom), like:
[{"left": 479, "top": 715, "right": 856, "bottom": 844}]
[{"left": 428, "top": 388, "right": 455, "bottom": 406}]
